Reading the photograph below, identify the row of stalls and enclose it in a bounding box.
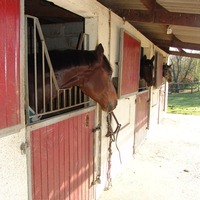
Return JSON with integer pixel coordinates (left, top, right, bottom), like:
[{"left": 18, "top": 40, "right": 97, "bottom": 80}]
[{"left": 0, "top": 0, "right": 168, "bottom": 200}]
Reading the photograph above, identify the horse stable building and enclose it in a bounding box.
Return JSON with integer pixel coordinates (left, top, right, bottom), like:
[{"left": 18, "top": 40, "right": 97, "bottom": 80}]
[{"left": 0, "top": 0, "right": 200, "bottom": 200}]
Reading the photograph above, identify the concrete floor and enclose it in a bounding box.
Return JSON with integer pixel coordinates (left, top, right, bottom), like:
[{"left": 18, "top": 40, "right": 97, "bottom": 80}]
[{"left": 98, "top": 113, "right": 200, "bottom": 200}]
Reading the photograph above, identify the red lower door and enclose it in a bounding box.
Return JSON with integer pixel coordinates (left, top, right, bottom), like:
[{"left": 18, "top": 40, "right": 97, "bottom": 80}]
[
  {"left": 134, "top": 91, "right": 149, "bottom": 151},
  {"left": 30, "top": 110, "right": 95, "bottom": 200}
]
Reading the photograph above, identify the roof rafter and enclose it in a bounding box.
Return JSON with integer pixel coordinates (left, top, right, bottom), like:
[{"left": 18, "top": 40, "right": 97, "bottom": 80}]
[
  {"left": 140, "top": 0, "right": 156, "bottom": 11},
  {"left": 153, "top": 38, "right": 200, "bottom": 51},
  {"left": 114, "top": 1, "right": 200, "bottom": 28},
  {"left": 168, "top": 51, "right": 200, "bottom": 59}
]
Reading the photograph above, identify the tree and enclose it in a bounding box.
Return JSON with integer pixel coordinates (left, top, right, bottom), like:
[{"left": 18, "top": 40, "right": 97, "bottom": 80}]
[{"left": 169, "top": 55, "right": 200, "bottom": 83}]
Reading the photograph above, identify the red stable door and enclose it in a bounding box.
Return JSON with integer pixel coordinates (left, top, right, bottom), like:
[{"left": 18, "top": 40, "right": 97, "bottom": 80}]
[
  {"left": 0, "top": 0, "right": 21, "bottom": 129},
  {"left": 30, "top": 110, "right": 95, "bottom": 200},
  {"left": 134, "top": 91, "right": 149, "bottom": 152}
]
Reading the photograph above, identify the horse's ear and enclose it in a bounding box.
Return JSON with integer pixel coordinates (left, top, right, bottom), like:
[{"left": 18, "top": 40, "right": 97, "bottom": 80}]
[
  {"left": 151, "top": 56, "right": 155, "bottom": 62},
  {"left": 142, "top": 55, "right": 147, "bottom": 60},
  {"left": 96, "top": 43, "right": 104, "bottom": 57}
]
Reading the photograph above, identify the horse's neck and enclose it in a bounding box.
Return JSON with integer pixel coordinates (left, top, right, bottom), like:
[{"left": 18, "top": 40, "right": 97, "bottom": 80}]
[
  {"left": 55, "top": 65, "right": 90, "bottom": 89},
  {"left": 33, "top": 65, "right": 88, "bottom": 112},
  {"left": 140, "top": 66, "right": 145, "bottom": 79}
]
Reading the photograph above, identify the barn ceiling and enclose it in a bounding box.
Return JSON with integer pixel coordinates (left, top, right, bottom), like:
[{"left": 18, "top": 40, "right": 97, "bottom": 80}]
[
  {"left": 25, "top": 0, "right": 200, "bottom": 58},
  {"left": 97, "top": 0, "right": 200, "bottom": 58}
]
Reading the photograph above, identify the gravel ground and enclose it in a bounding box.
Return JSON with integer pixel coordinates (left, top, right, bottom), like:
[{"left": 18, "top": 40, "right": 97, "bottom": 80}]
[{"left": 98, "top": 113, "right": 200, "bottom": 200}]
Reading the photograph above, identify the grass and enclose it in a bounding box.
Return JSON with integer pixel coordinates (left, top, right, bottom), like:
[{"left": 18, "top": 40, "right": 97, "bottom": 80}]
[{"left": 167, "top": 91, "right": 200, "bottom": 115}]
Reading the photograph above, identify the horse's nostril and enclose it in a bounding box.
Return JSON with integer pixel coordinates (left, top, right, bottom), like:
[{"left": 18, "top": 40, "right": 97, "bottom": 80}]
[{"left": 108, "top": 101, "right": 117, "bottom": 112}]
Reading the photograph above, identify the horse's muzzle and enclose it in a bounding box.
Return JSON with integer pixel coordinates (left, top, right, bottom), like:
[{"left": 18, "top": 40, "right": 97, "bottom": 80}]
[{"left": 107, "top": 100, "right": 117, "bottom": 112}]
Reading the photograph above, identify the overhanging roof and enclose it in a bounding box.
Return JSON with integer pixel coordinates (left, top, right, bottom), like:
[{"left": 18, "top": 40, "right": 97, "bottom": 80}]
[{"left": 97, "top": 0, "right": 200, "bottom": 58}]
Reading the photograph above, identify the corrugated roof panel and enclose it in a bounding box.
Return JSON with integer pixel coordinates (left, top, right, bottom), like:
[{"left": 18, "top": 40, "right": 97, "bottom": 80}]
[
  {"left": 97, "top": 0, "right": 147, "bottom": 10},
  {"left": 157, "top": 0, "right": 200, "bottom": 14},
  {"left": 132, "top": 22, "right": 172, "bottom": 41},
  {"left": 172, "top": 26, "right": 200, "bottom": 44}
]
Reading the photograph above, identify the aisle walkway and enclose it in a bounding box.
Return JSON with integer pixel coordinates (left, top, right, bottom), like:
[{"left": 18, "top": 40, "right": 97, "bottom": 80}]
[{"left": 98, "top": 114, "right": 200, "bottom": 200}]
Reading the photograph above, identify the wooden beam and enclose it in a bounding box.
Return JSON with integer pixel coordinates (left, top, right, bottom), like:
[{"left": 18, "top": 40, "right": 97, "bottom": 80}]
[
  {"left": 154, "top": 39, "right": 200, "bottom": 51},
  {"left": 155, "top": 11, "right": 200, "bottom": 27},
  {"left": 169, "top": 51, "right": 200, "bottom": 59},
  {"left": 25, "top": 0, "right": 82, "bottom": 23},
  {"left": 115, "top": 9, "right": 153, "bottom": 22},
  {"left": 140, "top": 0, "right": 156, "bottom": 11},
  {"left": 114, "top": 8, "right": 200, "bottom": 27}
]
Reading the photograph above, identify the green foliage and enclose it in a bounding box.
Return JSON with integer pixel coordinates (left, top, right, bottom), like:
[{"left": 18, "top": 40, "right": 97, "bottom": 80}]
[
  {"left": 168, "top": 92, "right": 200, "bottom": 115},
  {"left": 170, "top": 55, "right": 200, "bottom": 83}
]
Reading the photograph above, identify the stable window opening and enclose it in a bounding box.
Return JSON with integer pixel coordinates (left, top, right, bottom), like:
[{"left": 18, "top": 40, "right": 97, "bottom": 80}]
[{"left": 25, "top": 1, "right": 92, "bottom": 124}]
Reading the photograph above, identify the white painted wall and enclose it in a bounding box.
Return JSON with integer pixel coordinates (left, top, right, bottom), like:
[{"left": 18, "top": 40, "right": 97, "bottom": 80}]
[{"left": 0, "top": 129, "right": 28, "bottom": 200}]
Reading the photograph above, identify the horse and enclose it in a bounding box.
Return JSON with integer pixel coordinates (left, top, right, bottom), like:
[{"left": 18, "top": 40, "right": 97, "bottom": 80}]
[
  {"left": 140, "top": 55, "right": 155, "bottom": 87},
  {"left": 163, "top": 63, "right": 172, "bottom": 82},
  {"left": 28, "top": 44, "right": 118, "bottom": 114}
]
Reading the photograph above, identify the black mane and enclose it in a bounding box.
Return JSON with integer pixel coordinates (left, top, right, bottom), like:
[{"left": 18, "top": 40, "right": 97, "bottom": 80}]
[
  {"left": 49, "top": 49, "right": 113, "bottom": 75},
  {"left": 49, "top": 49, "right": 97, "bottom": 69},
  {"left": 49, "top": 50, "right": 112, "bottom": 73},
  {"left": 28, "top": 49, "right": 113, "bottom": 75}
]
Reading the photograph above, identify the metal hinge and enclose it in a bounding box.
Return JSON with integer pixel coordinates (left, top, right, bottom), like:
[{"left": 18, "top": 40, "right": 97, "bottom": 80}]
[
  {"left": 20, "top": 141, "right": 29, "bottom": 155},
  {"left": 92, "top": 124, "right": 101, "bottom": 133},
  {"left": 91, "top": 175, "right": 101, "bottom": 185}
]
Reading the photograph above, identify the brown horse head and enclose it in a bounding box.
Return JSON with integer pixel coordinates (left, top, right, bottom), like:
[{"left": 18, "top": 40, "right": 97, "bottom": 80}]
[
  {"left": 140, "top": 55, "right": 155, "bottom": 87},
  {"left": 54, "top": 44, "right": 118, "bottom": 112},
  {"left": 163, "top": 63, "right": 172, "bottom": 82},
  {"left": 80, "top": 44, "right": 118, "bottom": 112}
]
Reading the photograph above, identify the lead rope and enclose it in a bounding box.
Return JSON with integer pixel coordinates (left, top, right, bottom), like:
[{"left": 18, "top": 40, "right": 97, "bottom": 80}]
[{"left": 104, "top": 111, "right": 121, "bottom": 191}]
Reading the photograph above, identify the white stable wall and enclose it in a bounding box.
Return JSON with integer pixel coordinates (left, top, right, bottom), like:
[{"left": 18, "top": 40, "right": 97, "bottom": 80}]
[{"left": 0, "top": 129, "right": 28, "bottom": 200}]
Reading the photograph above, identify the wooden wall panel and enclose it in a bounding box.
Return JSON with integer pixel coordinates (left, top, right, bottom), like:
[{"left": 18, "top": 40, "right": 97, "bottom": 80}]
[
  {"left": 134, "top": 91, "right": 149, "bottom": 150},
  {"left": 30, "top": 110, "right": 95, "bottom": 200},
  {"left": 155, "top": 53, "right": 163, "bottom": 88},
  {"left": 0, "top": 0, "right": 20, "bottom": 129},
  {"left": 119, "top": 30, "right": 141, "bottom": 98}
]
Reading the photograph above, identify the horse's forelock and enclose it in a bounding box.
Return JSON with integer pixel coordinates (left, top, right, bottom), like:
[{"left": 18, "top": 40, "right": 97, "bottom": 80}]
[{"left": 102, "top": 55, "right": 113, "bottom": 75}]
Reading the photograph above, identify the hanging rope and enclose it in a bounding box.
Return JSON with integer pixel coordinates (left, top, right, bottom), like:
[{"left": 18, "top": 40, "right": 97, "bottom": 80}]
[{"left": 104, "top": 111, "right": 121, "bottom": 191}]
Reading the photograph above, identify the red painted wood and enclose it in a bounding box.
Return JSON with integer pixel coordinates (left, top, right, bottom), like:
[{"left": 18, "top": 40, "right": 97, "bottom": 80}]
[
  {"left": 81, "top": 114, "right": 87, "bottom": 200},
  {"left": 64, "top": 119, "right": 70, "bottom": 200},
  {"left": 89, "top": 111, "right": 95, "bottom": 200},
  {"left": 0, "top": 0, "right": 20, "bottom": 129},
  {"left": 85, "top": 114, "right": 88, "bottom": 199},
  {"left": 155, "top": 53, "right": 163, "bottom": 87},
  {"left": 31, "top": 129, "right": 42, "bottom": 200},
  {"left": 135, "top": 91, "right": 149, "bottom": 133},
  {"left": 40, "top": 127, "right": 48, "bottom": 200},
  {"left": 47, "top": 125, "right": 55, "bottom": 200},
  {"left": 53, "top": 123, "right": 60, "bottom": 200},
  {"left": 0, "top": 0, "right": 7, "bottom": 127},
  {"left": 134, "top": 91, "right": 149, "bottom": 151},
  {"left": 74, "top": 116, "right": 79, "bottom": 200},
  {"left": 31, "top": 110, "right": 95, "bottom": 200},
  {"left": 69, "top": 117, "right": 75, "bottom": 199},
  {"left": 77, "top": 115, "right": 83, "bottom": 199},
  {"left": 58, "top": 121, "right": 65, "bottom": 200},
  {"left": 120, "top": 31, "right": 140, "bottom": 97}
]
